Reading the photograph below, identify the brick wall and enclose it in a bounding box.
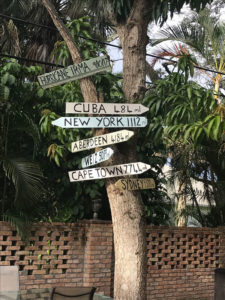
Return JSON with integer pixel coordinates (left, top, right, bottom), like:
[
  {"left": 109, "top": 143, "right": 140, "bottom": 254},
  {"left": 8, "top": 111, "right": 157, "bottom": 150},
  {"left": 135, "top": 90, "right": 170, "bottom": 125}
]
[{"left": 0, "top": 221, "right": 224, "bottom": 299}]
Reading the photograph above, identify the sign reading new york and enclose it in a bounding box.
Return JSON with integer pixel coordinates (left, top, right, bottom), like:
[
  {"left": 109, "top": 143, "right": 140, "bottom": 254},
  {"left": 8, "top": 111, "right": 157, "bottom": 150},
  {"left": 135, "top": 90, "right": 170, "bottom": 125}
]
[{"left": 38, "top": 56, "right": 110, "bottom": 89}]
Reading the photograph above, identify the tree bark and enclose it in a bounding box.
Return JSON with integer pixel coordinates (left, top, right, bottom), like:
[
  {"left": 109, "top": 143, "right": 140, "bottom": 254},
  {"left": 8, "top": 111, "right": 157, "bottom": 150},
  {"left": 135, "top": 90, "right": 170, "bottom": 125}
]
[
  {"left": 110, "top": 1, "right": 152, "bottom": 298},
  {"left": 40, "top": 0, "right": 98, "bottom": 104},
  {"left": 40, "top": 0, "right": 151, "bottom": 299},
  {"left": 177, "top": 171, "right": 187, "bottom": 227}
]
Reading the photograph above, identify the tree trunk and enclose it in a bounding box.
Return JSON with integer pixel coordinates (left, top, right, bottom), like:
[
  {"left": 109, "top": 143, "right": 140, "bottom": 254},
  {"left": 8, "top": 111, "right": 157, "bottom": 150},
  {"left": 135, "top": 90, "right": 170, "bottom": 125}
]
[
  {"left": 40, "top": 0, "right": 151, "bottom": 299},
  {"left": 111, "top": 1, "right": 151, "bottom": 298},
  {"left": 177, "top": 171, "right": 187, "bottom": 227}
]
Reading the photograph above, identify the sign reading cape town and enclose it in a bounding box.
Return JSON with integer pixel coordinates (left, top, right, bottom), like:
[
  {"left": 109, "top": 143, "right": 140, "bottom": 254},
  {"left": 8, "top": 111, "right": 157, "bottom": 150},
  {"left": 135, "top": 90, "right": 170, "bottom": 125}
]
[
  {"left": 115, "top": 178, "right": 155, "bottom": 191},
  {"left": 37, "top": 56, "right": 110, "bottom": 89},
  {"left": 71, "top": 130, "right": 134, "bottom": 153},
  {"left": 68, "top": 162, "right": 151, "bottom": 182},
  {"left": 81, "top": 147, "right": 114, "bottom": 168},
  {"left": 66, "top": 102, "right": 149, "bottom": 115},
  {"left": 52, "top": 116, "right": 147, "bottom": 129}
]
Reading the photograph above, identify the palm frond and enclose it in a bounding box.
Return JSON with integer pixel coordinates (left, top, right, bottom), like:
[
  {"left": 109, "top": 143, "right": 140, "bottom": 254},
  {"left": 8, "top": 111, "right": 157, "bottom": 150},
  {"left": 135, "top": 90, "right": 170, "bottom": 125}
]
[
  {"left": 3, "top": 210, "right": 32, "bottom": 242},
  {"left": 2, "top": 157, "right": 45, "bottom": 210},
  {"left": 11, "top": 111, "right": 41, "bottom": 157}
]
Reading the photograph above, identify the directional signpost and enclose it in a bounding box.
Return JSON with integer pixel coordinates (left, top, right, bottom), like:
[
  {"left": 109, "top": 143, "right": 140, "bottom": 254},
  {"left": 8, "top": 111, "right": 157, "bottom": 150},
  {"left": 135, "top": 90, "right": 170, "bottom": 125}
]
[
  {"left": 71, "top": 130, "right": 134, "bottom": 153},
  {"left": 115, "top": 178, "right": 155, "bottom": 191},
  {"left": 66, "top": 102, "right": 149, "bottom": 115},
  {"left": 68, "top": 162, "right": 151, "bottom": 182},
  {"left": 81, "top": 147, "right": 114, "bottom": 168},
  {"left": 38, "top": 56, "right": 110, "bottom": 89},
  {"left": 52, "top": 116, "right": 147, "bottom": 128}
]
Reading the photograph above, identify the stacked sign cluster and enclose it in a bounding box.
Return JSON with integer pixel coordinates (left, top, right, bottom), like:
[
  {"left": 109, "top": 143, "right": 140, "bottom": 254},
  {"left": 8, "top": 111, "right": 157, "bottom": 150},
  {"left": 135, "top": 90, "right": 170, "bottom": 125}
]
[{"left": 38, "top": 56, "right": 155, "bottom": 191}]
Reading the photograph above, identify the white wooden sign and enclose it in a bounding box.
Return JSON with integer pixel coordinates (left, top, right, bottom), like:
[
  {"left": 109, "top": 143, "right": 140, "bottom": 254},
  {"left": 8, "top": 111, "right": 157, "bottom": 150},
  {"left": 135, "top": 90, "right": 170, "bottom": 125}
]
[
  {"left": 81, "top": 147, "right": 114, "bottom": 168},
  {"left": 66, "top": 102, "right": 149, "bottom": 115},
  {"left": 52, "top": 116, "right": 147, "bottom": 128},
  {"left": 68, "top": 162, "right": 151, "bottom": 182},
  {"left": 71, "top": 130, "right": 134, "bottom": 153},
  {"left": 38, "top": 56, "right": 110, "bottom": 89},
  {"left": 115, "top": 178, "right": 155, "bottom": 190}
]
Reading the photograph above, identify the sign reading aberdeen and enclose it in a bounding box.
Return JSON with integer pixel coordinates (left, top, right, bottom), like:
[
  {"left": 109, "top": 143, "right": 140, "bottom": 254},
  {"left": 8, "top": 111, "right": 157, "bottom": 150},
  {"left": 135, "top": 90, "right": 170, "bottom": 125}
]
[
  {"left": 38, "top": 56, "right": 110, "bottom": 89},
  {"left": 71, "top": 130, "right": 134, "bottom": 153}
]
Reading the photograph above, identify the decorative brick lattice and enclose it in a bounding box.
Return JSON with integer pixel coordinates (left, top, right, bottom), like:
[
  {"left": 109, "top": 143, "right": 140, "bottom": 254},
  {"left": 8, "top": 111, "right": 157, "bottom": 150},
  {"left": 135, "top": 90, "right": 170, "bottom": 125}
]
[
  {"left": 0, "top": 222, "right": 224, "bottom": 299},
  {"left": 147, "top": 229, "right": 220, "bottom": 270},
  {"left": 146, "top": 227, "right": 220, "bottom": 300},
  {"left": 0, "top": 223, "right": 84, "bottom": 279},
  {"left": 0, "top": 221, "right": 113, "bottom": 296}
]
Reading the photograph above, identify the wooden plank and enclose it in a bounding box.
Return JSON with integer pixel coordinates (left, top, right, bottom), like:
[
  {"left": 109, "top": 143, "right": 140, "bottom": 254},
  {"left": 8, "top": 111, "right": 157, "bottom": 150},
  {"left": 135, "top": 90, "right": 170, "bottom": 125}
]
[
  {"left": 115, "top": 178, "right": 155, "bottom": 190},
  {"left": 81, "top": 147, "right": 114, "bottom": 168},
  {"left": 68, "top": 162, "right": 151, "bottom": 182},
  {"left": 52, "top": 116, "right": 147, "bottom": 128},
  {"left": 38, "top": 56, "right": 110, "bottom": 89},
  {"left": 65, "top": 102, "right": 149, "bottom": 115},
  {"left": 71, "top": 130, "right": 134, "bottom": 153}
]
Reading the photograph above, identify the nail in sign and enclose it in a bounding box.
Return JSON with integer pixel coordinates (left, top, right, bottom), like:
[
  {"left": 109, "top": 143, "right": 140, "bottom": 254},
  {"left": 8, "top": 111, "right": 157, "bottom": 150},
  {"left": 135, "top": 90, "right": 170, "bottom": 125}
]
[
  {"left": 38, "top": 56, "right": 110, "bottom": 89},
  {"left": 71, "top": 130, "right": 134, "bottom": 153},
  {"left": 52, "top": 116, "right": 147, "bottom": 128},
  {"left": 115, "top": 178, "right": 155, "bottom": 191},
  {"left": 81, "top": 147, "right": 114, "bottom": 168},
  {"left": 68, "top": 162, "right": 151, "bottom": 182},
  {"left": 66, "top": 102, "right": 149, "bottom": 115}
]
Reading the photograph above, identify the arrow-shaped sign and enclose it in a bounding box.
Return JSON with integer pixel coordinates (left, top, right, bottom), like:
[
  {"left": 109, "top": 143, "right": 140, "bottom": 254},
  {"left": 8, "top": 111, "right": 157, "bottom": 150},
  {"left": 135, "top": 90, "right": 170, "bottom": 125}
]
[
  {"left": 52, "top": 116, "right": 147, "bottom": 128},
  {"left": 66, "top": 102, "right": 149, "bottom": 115},
  {"left": 81, "top": 147, "right": 114, "bottom": 168},
  {"left": 38, "top": 56, "right": 110, "bottom": 89},
  {"left": 115, "top": 178, "right": 155, "bottom": 191},
  {"left": 68, "top": 162, "right": 151, "bottom": 182},
  {"left": 71, "top": 130, "right": 134, "bottom": 153}
]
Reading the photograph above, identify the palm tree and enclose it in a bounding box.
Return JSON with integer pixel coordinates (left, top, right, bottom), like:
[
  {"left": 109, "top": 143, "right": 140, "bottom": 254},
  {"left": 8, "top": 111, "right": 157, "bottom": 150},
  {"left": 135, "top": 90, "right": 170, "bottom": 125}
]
[
  {"left": 0, "top": 58, "right": 45, "bottom": 239},
  {"left": 150, "top": 8, "right": 225, "bottom": 101}
]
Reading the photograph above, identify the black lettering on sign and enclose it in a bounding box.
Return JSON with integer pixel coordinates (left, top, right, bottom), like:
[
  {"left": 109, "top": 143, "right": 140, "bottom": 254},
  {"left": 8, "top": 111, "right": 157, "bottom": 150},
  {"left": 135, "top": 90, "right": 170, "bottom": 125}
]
[
  {"left": 98, "top": 104, "right": 106, "bottom": 114},
  {"left": 83, "top": 62, "right": 91, "bottom": 73},
  {"left": 73, "top": 118, "right": 79, "bottom": 126},
  {"left": 121, "top": 179, "right": 127, "bottom": 190},
  {"left": 96, "top": 117, "right": 102, "bottom": 127},
  {"left": 100, "top": 168, "right": 106, "bottom": 177},
  {"left": 88, "top": 169, "right": 94, "bottom": 178},
  {"left": 121, "top": 105, "right": 125, "bottom": 113},
  {"left": 84, "top": 156, "right": 90, "bottom": 166},
  {"left": 96, "top": 168, "right": 101, "bottom": 177},
  {"left": 115, "top": 167, "right": 123, "bottom": 175},
  {"left": 117, "top": 117, "right": 124, "bottom": 127},
  {"left": 137, "top": 164, "right": 143, "bottom": 172},
  {"left": 106, "top": 167, "right": 116, "bottom": 176},
  {"left": 110, "top": 117, "right": 115, "bottom": 127},
  {"left": 79, "top": 141, "right": 83, "bottom": 149},
  {"left": 74, "top": 103, "right": 82, "bottom": 112},
  {"left": 71, "top": 171, "right": 77, "bottom": 181},
  {"left": 80, "top": 118, "right": 90, "bottom": 126},
  {"left": 103, "top": 118, "right": 110, "bottom": 127},
  {"left": 136, "top": 117, "right": 140, "bottom": 127},
  {"left": 64, "top": 118, "right": 72, "bottom": 126},
  {"left": 114, "top": 105, "right": 119, "bottom": 113}
]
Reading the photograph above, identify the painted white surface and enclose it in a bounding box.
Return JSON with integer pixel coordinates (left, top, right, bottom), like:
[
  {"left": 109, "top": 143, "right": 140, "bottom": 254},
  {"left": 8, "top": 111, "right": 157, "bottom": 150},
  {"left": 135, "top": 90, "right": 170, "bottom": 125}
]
[
  {"left": 71, "top": 130, "right": 134, "bottom": 153},
  {"left": 68, "top": 162, "right": 151, "bottom": 182},
  {"left": 52, "top": 116, "right": 147, "bottom": 128},
  {"left": 66, "top": 102, "right": 149, "bottom": 115},
  {"left": 38, "top": 56, "right": 110, "bottom": 89},
  {"left": 81, "top": 147, "right": 114, "bottom": 168}
]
